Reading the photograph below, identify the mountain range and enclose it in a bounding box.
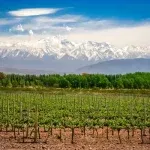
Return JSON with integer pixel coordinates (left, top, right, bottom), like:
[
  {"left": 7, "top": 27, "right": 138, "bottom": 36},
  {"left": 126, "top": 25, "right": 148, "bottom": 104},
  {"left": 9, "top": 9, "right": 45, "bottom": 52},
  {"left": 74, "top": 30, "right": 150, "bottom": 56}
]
[
  {"left": 77, "top": 58, "right": 150, "bottom": 74},
  {"left": 0, "top": 36, "right": 150, "bottom": 74}
]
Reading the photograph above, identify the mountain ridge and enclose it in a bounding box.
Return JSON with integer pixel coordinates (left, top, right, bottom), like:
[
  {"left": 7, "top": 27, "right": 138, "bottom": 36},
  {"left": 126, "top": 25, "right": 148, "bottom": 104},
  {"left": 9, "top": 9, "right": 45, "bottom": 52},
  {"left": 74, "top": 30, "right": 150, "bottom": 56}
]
[
  {"left": 77, "top": 58, "right": 150, "bottom": 74},
  {"left": 0, "top": 36, "right": 150, "bottom": 61},
  {"left": 0, "top": 36, "right": 150, "bottom": 72}
]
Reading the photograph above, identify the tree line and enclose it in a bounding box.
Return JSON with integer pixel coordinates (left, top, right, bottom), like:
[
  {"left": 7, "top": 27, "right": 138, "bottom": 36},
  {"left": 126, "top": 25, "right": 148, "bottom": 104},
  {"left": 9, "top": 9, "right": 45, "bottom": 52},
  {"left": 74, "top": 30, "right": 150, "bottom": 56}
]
[{"left": 0, "top": 72, "right": 150, "bottom": 89}]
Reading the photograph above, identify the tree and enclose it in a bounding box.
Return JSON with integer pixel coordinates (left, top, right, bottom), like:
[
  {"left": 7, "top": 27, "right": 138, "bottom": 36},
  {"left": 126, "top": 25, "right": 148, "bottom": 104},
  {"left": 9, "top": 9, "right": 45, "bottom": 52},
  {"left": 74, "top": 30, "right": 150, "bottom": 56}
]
[
  {"left": 20, "top": 79, "right": 25, "bottom": 88},
  {"left": 48, "top": 77, "right": 58, "bottom": 87},
  {"left": 80, "top": 76, "right": 88, "bottom": 88},
  {"left": 30, "top": 81, "right": 35, "bottom": 87},
  {"left": 6, "top": 79, "right": 12, "bottom": 88},
  {"left": 12, "top": 80, "right": 18, "bottom": 88},
  {"left": 25, "top": 81, "right": 30, "bottom": 87},
  {"left": 59, "top": 77, "right": 70, "bottom": 88},
  {"left": 115, "top": 79, "right": 124, "bottom": 89},
  {"left": 0, "top": 72, "right": 6, "bottom": 80},
  {"left": 98, "top": 75, "right": 111, "bottom": 89}
]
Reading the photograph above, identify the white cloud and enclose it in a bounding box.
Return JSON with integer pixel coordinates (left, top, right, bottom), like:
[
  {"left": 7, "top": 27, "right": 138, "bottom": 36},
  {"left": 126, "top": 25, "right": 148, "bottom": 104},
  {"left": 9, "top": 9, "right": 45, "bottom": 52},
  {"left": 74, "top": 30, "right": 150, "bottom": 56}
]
[
  {"left": 16, "top": 24, "right": 24, "bottom": 32},
  {"left": 0, "top": 19, "right": 13, "bottom": 25},
  {"left": 0, "top": 18, "right": 23, "bottom": 26},
  {"left": 9, "top": 24, "right": 25, "bottom": 32},
  {"left": 1, "top": 23, "right": 150, "bottom": 47},
  {"left": 65, "top": 26, "right": 72, "bottom": 31},
  {"left": 34, "top": 15, "right": 84, "bottom": 24},
  {"left": 72, "top": 19, "right": 138, "bottom": 31},
  {"left": 7, "top": 15, "right": 84, "bottom": 34},
  {"left": 10, "top": 15, "right": 82, "bottom": 33},
  {"left": 2, "top": 9, "right": 150, "bottom": 47},
  {"left": 8, "top": 8, "right": 61, "bottom": 17},
  {"left": 3, "top": 23, "right": 150, "bottom": 47},
  {"left": 29, "top": 30, "right": 34, "bottom": 36},
  {"left": 5, "top": 19, "right": 150, "bottom": 46},
  {"left": 67, "top": 24, "right": 150, "bottom": 46}
]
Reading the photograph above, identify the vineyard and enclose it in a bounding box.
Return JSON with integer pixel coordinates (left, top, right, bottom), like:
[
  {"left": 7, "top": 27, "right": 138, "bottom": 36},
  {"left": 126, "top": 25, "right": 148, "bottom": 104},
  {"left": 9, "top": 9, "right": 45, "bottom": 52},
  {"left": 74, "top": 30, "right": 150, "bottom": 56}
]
[{"left": 0, "top": 91, "right": 150, "bottom": 147}]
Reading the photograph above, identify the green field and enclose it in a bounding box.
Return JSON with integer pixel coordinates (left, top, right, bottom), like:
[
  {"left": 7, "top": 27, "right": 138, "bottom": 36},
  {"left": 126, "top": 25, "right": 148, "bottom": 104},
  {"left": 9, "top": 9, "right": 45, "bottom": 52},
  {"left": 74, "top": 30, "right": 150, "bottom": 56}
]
[{"left": 0, "top": 90, "right": 150, "bottom": 143}]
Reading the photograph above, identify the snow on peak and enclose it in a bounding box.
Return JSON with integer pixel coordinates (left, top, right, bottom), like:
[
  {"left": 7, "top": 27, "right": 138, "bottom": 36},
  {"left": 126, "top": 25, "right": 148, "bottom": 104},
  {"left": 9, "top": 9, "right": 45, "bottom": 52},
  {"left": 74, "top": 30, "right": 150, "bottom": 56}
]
[{"left": 0, "top": 36, "right": 150, "bottom": 61}]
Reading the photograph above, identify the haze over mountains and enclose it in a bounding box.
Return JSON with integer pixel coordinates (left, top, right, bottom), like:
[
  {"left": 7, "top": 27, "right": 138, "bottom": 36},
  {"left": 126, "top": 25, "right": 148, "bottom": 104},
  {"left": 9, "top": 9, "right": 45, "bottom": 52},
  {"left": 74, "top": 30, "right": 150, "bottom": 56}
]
[
  {"left": 77, "top": 58, "right": 150, "bottom": 74},
  {"left": 0, "top": 36, "right": 150, "bottom": 74}
]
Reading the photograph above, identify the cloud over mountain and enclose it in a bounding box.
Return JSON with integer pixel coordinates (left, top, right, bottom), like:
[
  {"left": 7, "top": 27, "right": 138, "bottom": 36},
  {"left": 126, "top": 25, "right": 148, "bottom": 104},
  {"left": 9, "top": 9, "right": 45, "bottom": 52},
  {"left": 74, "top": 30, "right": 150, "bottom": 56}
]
[{"left": 0, "top": 5, "right": 149, "bottom": 47}]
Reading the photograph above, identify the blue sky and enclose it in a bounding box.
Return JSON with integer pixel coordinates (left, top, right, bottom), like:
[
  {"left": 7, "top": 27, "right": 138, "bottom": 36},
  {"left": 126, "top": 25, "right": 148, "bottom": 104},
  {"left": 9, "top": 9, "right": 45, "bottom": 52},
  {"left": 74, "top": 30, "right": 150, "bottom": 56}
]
[
  {"left": 1, "top": 0, "right": 150, "bottom": 20},
  {"left": 0, "top": 0, "right": 150, "bottom": 46}
]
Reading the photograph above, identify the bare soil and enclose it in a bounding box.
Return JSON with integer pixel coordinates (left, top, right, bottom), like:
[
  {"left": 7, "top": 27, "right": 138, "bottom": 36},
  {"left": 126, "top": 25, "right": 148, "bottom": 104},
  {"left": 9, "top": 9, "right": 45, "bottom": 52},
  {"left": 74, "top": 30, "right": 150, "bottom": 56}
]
[{"left": 0, "top": 128, "right": 150, "bottom": 150}]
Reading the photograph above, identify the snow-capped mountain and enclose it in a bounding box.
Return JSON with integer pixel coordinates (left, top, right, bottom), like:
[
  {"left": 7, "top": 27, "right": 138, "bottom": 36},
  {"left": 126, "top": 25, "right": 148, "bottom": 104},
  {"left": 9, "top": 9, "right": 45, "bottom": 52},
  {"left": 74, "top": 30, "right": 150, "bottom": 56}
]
[
  {"left": 0, "top": 36, "right": 150, "bottom": 72},
  {"left": 0, "top": 36, "right": 150, "bottom": 61}
]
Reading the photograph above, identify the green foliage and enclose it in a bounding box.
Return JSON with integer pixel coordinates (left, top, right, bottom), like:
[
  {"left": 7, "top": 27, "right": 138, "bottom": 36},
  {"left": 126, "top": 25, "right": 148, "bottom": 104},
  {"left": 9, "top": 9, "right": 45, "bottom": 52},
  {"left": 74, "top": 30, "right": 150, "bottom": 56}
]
[
  {"left": 0, "top": 92, "right": 149, "bottom": 131},
  {"left": 59, "top": 77, "right": 70, "bottom": 88},
  {"left": 0, "top": 72, "right": 150, "bottom": 89},
  {"left": 0, "top": 72, "right": 6, "bottom": 80}
]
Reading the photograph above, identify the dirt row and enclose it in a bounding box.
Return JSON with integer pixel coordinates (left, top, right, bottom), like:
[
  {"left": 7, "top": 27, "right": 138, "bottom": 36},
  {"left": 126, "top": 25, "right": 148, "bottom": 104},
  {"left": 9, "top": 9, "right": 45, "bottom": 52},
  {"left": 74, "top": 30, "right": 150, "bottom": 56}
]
[{"left": 0, "top": 128, "right": 150, "bottom": 150}]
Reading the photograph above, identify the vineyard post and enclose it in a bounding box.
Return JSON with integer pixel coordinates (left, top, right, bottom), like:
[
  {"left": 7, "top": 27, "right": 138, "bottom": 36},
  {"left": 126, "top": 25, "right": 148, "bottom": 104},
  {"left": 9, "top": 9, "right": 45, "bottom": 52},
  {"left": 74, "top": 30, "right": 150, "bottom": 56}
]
[
  {"left": 1, "top": 97, "right": 4, "bottom": 131},
  {"left": 143, "top": 97, "right": 146, "bottom": 136},
  {"left": 13, "top": 98, "right": 16, "bottom": 138},
  {"left": 6, "top": 97, "right": 9, "bottom": 132},
  {"left": 71, "top": 127, "right": 75, "bottom": 144},
  {"left": 26, "top": 99, "right": 30, "bottom": 138},
  {"left": 34, "top": 104, "right": 39, "bottom": 143},
  {"left": 106, "top": 97, "right": 109, "bottom": 140}
]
